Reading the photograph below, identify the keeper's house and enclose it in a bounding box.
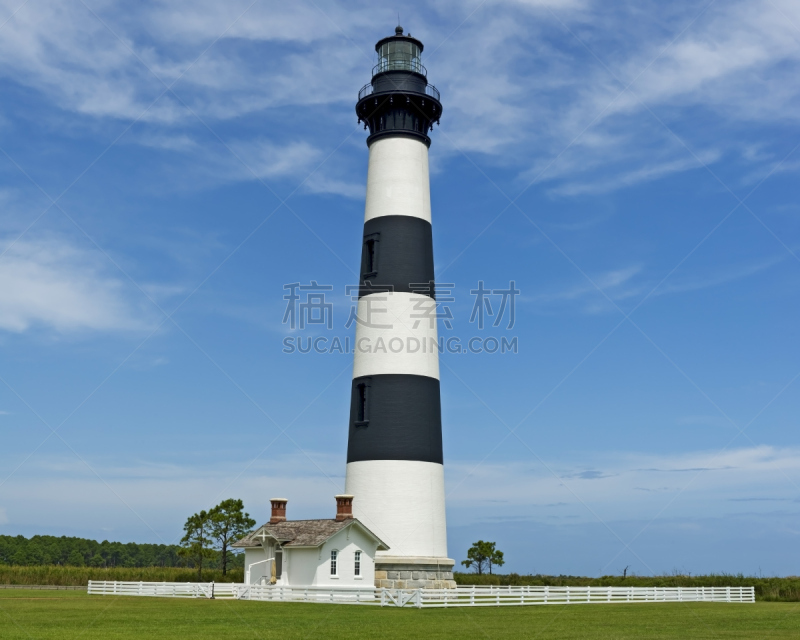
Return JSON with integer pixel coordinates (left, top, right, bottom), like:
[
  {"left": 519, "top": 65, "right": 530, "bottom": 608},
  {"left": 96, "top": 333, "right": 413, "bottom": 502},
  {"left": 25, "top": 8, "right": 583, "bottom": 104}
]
[{"left": 233, "top": 496, "right": 388, "bottom": 587}]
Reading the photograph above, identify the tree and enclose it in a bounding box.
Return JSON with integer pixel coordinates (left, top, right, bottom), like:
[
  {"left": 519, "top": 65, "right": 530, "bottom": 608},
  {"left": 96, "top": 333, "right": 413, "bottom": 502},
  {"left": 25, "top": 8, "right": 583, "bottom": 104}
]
[
  {"left": 461, "top": 540, "right": 505, "bottom": 575},
  {"left": 178, "top": 510, "right": 216, "bottom": 579},
  {"left": 209, "top": 499, "right": 256, "bottom": 576}
]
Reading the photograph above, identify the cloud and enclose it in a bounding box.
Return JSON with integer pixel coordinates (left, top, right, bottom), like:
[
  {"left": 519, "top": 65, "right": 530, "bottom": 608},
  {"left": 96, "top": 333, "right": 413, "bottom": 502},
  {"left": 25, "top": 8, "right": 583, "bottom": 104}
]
[
  {"left": 656, "top": 254, "right": 788, "bottom": 296},
  {"left": 0, "top": 235, "right": 153, "bottom": 334},
  {"left": 1, "top": 0, "right": 798, "bottom": 201},
  {"left": 226, "top": 138, "right": 364, "bottom": 197},
  {"left": 565, "top": 470, "right": 616, "bottom": 480},
  {"left": 0, "top": 451, "right": 346, "bottom": 539},
  {"left": 528, "top": 265, "right": 644, "bottom": 314},
  {"left": 231, "top": 139, "right": 322, "bottom": 179},
  {"left": 548, "top": 150, "right": 722, "bottom": 196},
  {"left": 529, "top": 254, "right": 786, "bottom": 314},
  {"left": 2, "top": 446, "right": 798, "bottom": 543},
  {"left": 0, "top": 0, "right": 374, "bottom": 124},
  {"left": 444, "top": 445, "right": 800, "bottom": 523},
  {"left": 604, "top": 0, "right": 800, "bottom": 121},
  {"left": 435, "top": 0, "right": 800, "bottom": 196}
]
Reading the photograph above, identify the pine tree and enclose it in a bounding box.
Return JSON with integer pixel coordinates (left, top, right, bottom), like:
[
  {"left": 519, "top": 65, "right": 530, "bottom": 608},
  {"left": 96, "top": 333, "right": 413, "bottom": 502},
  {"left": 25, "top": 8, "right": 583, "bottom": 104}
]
[
  {"left": 178, "top": 510, "right": 216, "bottom": 580},
  {"left": 461, "top": 540, "right": 505, "bottom": 575},
  {"left": 209, "top": 499, "right": 256, "bottom": 576}
]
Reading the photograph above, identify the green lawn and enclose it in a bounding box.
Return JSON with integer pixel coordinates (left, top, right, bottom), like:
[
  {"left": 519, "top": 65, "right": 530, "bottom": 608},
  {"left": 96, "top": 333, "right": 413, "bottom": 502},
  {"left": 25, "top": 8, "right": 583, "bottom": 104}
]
[{"left": 0, "top": 589, "right": 797, "bottom": 639}]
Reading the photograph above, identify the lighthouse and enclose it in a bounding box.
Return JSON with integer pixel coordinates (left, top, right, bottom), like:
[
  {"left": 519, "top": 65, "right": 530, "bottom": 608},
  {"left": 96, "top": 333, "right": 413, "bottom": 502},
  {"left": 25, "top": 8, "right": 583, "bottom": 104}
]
[{"left": 345, "top": 26, "right": 455, "bottom": 589}]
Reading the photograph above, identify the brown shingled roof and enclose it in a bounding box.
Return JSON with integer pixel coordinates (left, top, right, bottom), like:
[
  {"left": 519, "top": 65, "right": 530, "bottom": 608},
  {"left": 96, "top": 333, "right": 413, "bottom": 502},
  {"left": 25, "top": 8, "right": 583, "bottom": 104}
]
[{"left": 232, "top": 518, "right": 388, "bottom": 550}]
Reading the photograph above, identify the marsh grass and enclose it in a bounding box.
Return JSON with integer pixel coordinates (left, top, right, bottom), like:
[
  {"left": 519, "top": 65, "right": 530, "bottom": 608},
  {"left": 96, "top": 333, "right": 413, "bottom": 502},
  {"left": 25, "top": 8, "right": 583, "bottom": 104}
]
[{"left": 0, "top": 565, "right": 243, "bottom": 586}]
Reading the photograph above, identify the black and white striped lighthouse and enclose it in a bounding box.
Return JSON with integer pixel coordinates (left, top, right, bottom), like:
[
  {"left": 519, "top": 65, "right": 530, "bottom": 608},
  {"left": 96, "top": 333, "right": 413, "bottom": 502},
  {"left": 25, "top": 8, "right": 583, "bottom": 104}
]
[{"left": 345, "top": 26, "right": 455, "bottom": 589}]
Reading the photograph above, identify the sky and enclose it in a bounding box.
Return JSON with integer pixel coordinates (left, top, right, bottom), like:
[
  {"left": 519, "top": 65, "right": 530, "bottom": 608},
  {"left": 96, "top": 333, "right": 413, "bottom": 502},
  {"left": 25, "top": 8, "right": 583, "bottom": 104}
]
[{"left": 0, "top": 0, "right": 799, "bottom": 578}]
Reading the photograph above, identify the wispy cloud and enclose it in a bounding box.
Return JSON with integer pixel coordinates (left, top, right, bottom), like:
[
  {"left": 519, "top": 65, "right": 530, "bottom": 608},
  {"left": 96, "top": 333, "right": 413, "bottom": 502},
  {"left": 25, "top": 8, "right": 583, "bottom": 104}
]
[
  {"left": 0, "top": 1, "right": 796, "bottom": 198},
  {"left": 528, "top": 254, "right": 787, "bottom": 314},
  {"left": 0, "top": 235, "right": 154, "bottom": 334},
  {"left": 0, "top": 451, "right": 345, "bottom": 537},
  {"left": 445, "top": 445, "right": 800, "bottom": 522},
  {"left": 656, "top": 254, "right": 788, "bottom": 296},
  {"left": 548, "top": 151, "right": 722, "bottom": 196}
]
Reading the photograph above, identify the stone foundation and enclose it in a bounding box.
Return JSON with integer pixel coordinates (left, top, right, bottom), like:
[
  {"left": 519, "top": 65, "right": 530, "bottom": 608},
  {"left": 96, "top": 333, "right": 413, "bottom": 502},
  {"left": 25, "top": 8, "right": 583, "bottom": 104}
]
[{"left": 374, "top": 557, "right": 457, "bottom": 589}]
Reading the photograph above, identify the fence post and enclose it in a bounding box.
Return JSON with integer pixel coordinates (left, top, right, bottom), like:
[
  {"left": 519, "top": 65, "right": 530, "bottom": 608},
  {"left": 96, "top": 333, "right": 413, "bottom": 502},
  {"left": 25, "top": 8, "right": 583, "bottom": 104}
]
[
  {"left": 470, "top": 586, "right": 475, "bottom": 606},
  {"left": 416, "top": 589, "right": 422, "bottom": 609},
  {"left": 726, "top": 587, "right": 731, "bottom": 603},
  {"left": 566, "top": 586, "right": 570, "bottom": 604}
]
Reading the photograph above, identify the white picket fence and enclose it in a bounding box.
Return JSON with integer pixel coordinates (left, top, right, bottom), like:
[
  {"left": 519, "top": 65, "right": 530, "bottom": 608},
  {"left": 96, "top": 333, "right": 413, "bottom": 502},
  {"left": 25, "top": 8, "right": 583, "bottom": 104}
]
[{"left": 87, "top": 581, "right": 755, "bottom": 608}]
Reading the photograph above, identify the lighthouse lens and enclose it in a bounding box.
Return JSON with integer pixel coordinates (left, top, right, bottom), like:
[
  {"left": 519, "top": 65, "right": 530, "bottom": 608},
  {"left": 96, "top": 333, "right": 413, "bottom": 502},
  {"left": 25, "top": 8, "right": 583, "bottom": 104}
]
[{"left": 378, "top": 41, "right": 421, "bottom": 74}]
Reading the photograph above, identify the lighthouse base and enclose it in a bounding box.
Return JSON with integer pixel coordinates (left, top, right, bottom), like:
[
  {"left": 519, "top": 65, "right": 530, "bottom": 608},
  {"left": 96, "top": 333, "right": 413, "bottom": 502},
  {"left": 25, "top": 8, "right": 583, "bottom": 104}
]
[{"left": 374, "top": 556, "right": 457, "bottom": 589}]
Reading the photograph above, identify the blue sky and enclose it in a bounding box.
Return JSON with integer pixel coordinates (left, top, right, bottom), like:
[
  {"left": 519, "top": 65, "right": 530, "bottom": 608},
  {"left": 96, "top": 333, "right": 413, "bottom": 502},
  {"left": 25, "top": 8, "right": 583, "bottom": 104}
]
[{"left": 1, "top": 0, "right": 799, "bottom": 577}]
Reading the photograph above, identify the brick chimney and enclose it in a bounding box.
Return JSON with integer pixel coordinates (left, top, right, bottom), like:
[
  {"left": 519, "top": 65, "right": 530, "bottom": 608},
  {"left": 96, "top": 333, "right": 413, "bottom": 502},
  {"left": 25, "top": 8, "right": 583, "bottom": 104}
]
[
  {"left": 335, "top": 495, "right": 354, "bottom": 522},
  {"left": 269, "top": 498, "right": 287, "bottom": 524}
]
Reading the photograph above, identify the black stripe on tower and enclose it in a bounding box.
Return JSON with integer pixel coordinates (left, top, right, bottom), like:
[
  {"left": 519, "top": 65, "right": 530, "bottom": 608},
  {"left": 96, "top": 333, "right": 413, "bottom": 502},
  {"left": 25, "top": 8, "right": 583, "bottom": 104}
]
[
  {"left": 359, "top": 215, "right": 435, "bottom": 299},
  {"left": 347, "top": 374, "right": 443, "bottom": 464}
]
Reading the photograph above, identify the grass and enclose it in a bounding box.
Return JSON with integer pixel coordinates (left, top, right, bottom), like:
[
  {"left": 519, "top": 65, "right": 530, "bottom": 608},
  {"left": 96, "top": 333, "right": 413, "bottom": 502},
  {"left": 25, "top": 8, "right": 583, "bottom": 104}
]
[
  {"left": 0, "top": 565, "right": 243, "bottom": 586},
  {"left": 0, "top": 590, "right": 797, "bottom": 639}
]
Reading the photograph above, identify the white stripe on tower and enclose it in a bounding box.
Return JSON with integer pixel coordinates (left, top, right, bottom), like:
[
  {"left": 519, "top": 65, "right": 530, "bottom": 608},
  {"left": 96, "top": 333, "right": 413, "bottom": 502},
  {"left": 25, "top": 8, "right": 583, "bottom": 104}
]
[
  {"left": 352, "top": 292, "right": 439, "bottom": 380},
  {"left": 345, "top": 460, "right": 447, "bottom": 558},
  {"left": 364, "top": 137, "right": 431, "bottom": 223}
]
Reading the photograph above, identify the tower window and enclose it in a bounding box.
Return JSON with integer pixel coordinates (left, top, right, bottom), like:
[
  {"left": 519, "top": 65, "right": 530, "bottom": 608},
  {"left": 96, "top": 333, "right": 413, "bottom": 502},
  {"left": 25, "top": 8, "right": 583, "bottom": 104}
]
[
  {"left": 354, "top": 382, "right": 369, "bottom": 427},
  {"left": 362, "top": 233, "right": 379, "bottom": 279},
  {"left": 354, "top": 551, "right": 361, "bottom": 577},
  {"left": 330, "top": 550, "right": 338, "bottom": 576},
  {"left": 365, "top": 239, "right": 376, "bottom": 273}
]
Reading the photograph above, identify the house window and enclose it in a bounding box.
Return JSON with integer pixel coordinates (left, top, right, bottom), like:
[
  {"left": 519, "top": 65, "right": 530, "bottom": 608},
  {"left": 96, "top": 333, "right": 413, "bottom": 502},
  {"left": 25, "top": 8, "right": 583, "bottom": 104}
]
[
  {"left": 354, "top": 551, "right": 361, "bottom": 577},
  {"left": 330, "top": 550, "right": 338, "bottom": 576},
  {"left": 354, "top": 382, "right": 369, "bottom": 427}
]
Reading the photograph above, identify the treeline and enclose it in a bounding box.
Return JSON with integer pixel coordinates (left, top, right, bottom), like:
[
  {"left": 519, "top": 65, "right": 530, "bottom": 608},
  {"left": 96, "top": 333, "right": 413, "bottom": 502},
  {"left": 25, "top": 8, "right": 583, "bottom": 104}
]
[
  {"left": 454, "top": 572, "right": 800, "bottom": 602},
  {"left": 0, "top": 535, "right": 243, "bottom": 570}
]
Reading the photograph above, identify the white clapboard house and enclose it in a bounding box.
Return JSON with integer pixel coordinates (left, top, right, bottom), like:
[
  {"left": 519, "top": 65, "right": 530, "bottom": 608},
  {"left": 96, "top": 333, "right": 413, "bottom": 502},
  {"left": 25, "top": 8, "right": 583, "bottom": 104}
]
[{"left": 233, "top": 496, "right": 388, "bottom": 587}]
